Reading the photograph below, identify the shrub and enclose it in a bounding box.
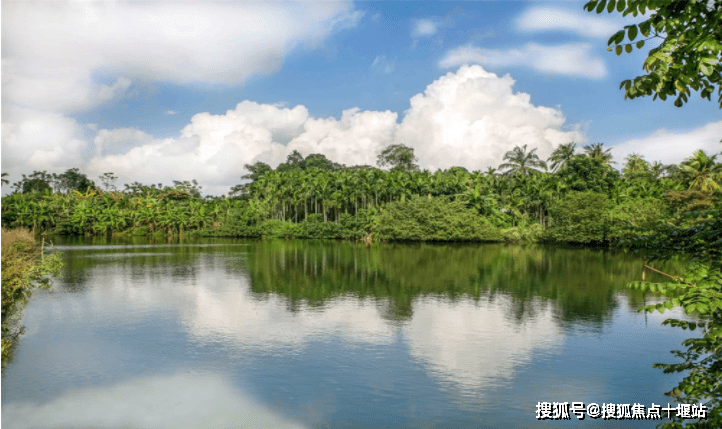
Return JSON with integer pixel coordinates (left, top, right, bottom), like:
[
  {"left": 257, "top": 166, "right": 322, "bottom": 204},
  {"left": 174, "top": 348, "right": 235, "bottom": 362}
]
[
  {"left": 546, "top": 192, "right": 612, "bottom": 244},
  {"left": 1, "top": 228, "right": 62, "bottom": 366},
  {"left": 373, "top": 196, "right": 502, "bottom": 242}
]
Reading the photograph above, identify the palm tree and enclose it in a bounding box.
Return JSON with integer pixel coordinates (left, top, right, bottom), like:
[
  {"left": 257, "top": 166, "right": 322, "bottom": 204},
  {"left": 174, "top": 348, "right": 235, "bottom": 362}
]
[
  {"left": 622, "top": 153, "right": 651, "bottom": 176},
  {"left": 1, "top": 172, "right": 9, "bottom": 187},
  {"left": 548, "top": 142, "right": 577, "bottom": 172},
  {"left": 680, "top": 150, "right": 722, "bottom": 192},
  {"left": 650, "top": 161, "right": 667, "bottom": 179},
  {"left": 583, "top": 143, "right": 615, "bottom": 166},
  {"left": 499, "top": 144, "right": 547, "bottom": 176}
]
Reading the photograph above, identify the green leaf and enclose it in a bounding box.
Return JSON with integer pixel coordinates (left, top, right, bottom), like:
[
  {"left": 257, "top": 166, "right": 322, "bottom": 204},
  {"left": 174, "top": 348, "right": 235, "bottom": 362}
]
[
  {"left": 616, "top": 45, "right": 623, "bottom": 55},
  {"left": 607, "top": 0, "right": 616, "bottom": 13},
  {"left": 625, "top": 44, "right": 633, "bottom": 53},
  {"left": 596, "top": 0, "right": 607, "bottom": 14},
  {"left": 639, "top": 21, "right": 651, "bottom": 37},
  {"left": 585, "top": 1, "right": 599, "bottom": 12},
  {"left": 700, "top": 64, "right": 713, "bottom": 76},
  {"left": 636, "top": 40, "right": 645, "bottom": 49},
  {"left": 615, "top": 31, "right": 625, "bottom": 44},
  {"left": 665, "top": 301, "right": 674, "bottom": 310},
  {"left": 628, "top": 25, "right": 638, "bottom": 41},
  {"left": 616, "top": 0, "right": 625, "bottom": 12}
]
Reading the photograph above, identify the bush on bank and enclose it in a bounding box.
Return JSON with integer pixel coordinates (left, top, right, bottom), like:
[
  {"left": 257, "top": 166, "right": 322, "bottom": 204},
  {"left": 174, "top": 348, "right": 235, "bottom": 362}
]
[
  {"left": 373, "top": 196, "right": 503, "bottom": 242},
  {"left": 1, "top": 228, "right": 62, "bottom": 366}
]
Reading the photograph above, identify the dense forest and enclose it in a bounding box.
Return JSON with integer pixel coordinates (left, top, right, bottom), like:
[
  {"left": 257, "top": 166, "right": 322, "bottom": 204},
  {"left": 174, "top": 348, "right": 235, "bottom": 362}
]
[{"left": 1, "top": 142, "right": 720, "bottom": 246}]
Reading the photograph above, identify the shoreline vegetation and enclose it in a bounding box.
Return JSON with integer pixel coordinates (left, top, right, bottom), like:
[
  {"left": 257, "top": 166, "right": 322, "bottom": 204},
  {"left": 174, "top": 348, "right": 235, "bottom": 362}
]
[
  {"left": 1, "top": 228, "right": 62, "bottom": 367},
  {"left": 0, "top": 145, "right": 719, "bottom": 246},
  {"left": 0, "top": 143, "right": 720, "bottom": 420}
]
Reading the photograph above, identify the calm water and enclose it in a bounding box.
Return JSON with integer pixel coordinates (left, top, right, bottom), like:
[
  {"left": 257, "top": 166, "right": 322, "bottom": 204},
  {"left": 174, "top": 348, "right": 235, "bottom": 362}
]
[{"left": 2, "top": 237, "right": 693, "bottom": 428}]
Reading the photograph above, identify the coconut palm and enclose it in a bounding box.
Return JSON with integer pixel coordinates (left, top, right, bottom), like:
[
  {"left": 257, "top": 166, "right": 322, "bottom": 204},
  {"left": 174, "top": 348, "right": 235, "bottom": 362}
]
[
  {"left": 679, "top": 150, "right": 722, "bottom": 192},
  {"left": 650, "top": 161, "right": 668, "bottom": 179},
  {"left": 499, "top": 144, "right": 548, "bottom": 176},
  {"left": 622, "top": 153, "right": 651, "bottom": 176},
  {"left": 548, "top": 142, "right": 577, "bottom": 172},
  {"left": 583, "top": 143, "right": 615, "bottom": 166}
]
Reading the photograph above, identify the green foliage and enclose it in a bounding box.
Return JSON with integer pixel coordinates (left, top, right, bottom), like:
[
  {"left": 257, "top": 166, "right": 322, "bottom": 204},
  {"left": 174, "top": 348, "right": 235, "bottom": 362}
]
[
  {"left": 374, "top": 196, "right": 502, "bottom": 242},
  {"left": 377, "top": 144, "right": 420, "bottom": 172},
  {"left": 680, "top": 150, "right": 722, "bottom": 192},
  {"left": 607, "top": 197, "right": 670, "bottom": 242},
  {"left": 557, "top": 155, "right": 621, "bottom": 193},
  {"left": 583, "top": 142, "right": 615, "bottom": 166},
  {"left": 547, "top": 191, "right": 613, "bottom": 244},
  {"left": 15, "top": 171, "right": 53, "bottom": 194},
  {"left": 0, "top": 147, "right": 710, "bottom": 249},
  {"left": 502, "top": 223, "right": 545, "bottom": 243},
  {"left": 499, "top": 144, "right": 548, "bottom": 176},
  {"left": 623, "top": 153, "right": 652, "bottom": 178},
  {"left": 548, "top": 142, "right": 578, "bottom": 172},
  {"left": 56, "top": 168, "right": 96, "bottom": 193},
  {"left": 98, "top": 172, "right": 118, "bottom": 192},
  {"left": 1, "top": 228, "right": 62, "bottom": 367},
  {"left": 585, "top": 0, "right": 722, "bottom": 107},
  {"left": 624, "top": 199, "right": 722, "bottom": 428}
]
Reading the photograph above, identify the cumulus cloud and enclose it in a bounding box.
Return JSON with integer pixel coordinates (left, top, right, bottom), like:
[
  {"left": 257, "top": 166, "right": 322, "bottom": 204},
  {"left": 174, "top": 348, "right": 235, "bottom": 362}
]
[
  {"left": 611, "top": 121, "right": 722, "bottom": 166},
  {"left": 80, "top": 65, "right": 583, "bottom": 194},
  {"left": 397, "top": 65, "right": 584, "bottom": 171},
  {"left": 1, "top": 106, "right": 89, "bottom": 179},
  {"left": 412, "top": 19, "right": 438, "bottom": 38},
  {"left": 516, "top": 6, "right": 622, "bottom": 38},
  {"left": 439, "top": 43, "right": 608, "bottom": 79}
]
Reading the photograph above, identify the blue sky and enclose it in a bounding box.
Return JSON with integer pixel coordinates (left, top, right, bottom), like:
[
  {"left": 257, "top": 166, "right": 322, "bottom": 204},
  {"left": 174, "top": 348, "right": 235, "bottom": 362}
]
[{"left": 2, "top": 0, "right": 720, "bottom": 196}]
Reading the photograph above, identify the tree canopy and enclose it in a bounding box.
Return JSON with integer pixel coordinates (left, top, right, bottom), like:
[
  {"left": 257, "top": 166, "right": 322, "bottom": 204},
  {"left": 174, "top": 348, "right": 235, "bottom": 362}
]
[
  {"left": 585, "top": 0, "right": 722, "bottom": 107},
  {"left": 499, "top": 144, "right": 547, "bottom": 176},
  {"left": 377, "top": 144, "right": 420, "bottom": 172}
]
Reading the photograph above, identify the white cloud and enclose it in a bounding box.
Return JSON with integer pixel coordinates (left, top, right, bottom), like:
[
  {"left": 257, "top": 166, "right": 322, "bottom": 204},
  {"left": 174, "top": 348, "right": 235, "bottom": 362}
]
[
  {"left": 516, "top": 6, "right": 622, "bottom": 39},
  {"left": 27, "top": 65, "right": 583, "bottom": 196},
  {"left": 1, "top": 106, "right": 89, "bottom": 180},
  {"left": 371, "top": 55, "right": 395, "bottom": 74},
  {"left": 287, "top": 108, "right": 399, "bottom": 168},
  {"left": 397, "top": 65, "right": 585, "bottom": 171},
  {"left": 93, "top": 127, "right": 155, "bottom": 157},
  {"left": 439, "top": 43, "right": 608, "bottom": 80},
  {"left": 2, "top": 1, "right": 361, "bottom": 113},
  {"left": 2, "top": 373, "right": 307, "bottom": 429},
  {"left": 1, "top": 0, "right": 362, "bottom": 193},
  {"left": 165, "top": 110, "right": 178, "bottom": 115},
  {"left": 611, "top": 121, "right": 722, "bottom": 166},
  {"left": 412, "top": 19, "right": 438, "bottom": 38}
]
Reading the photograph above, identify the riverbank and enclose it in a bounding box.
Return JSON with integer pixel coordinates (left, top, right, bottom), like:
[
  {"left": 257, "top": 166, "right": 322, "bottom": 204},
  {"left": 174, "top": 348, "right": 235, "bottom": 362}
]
[{"left": 1, "top": 228, "right": 62, "bottom": 367}]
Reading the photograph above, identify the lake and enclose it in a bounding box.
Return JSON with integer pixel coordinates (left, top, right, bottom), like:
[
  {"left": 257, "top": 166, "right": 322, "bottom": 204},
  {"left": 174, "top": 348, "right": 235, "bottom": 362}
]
[{"left": 2, "top": 237, "right": 693, "bottom": 428}]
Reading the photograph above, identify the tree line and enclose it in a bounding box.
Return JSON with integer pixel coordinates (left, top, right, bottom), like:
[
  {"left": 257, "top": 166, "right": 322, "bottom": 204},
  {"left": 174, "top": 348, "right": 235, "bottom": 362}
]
[{"left": 1, "top": 142, "right": 719, "bottom": 244}]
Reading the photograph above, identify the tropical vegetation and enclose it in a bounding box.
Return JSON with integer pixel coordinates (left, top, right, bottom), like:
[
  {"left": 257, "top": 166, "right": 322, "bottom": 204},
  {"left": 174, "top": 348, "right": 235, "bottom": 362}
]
[
  {"left": 1, "top": 145, "right": 719, "bottom": 247},
  {"left": 1, "top": 228, "right": 62, "bottom": 366},
  {"left": 587, "top": 0, "right": 722, "bottom": 426}
]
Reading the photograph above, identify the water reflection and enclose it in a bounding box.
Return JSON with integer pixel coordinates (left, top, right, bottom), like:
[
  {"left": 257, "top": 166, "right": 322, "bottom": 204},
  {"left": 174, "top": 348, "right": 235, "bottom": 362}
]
[
  {"left": 405, "top": 297, "right": 562, "bottom": 396},
  {"left": 3, "top": 238, "right": 688, "bottom": 428},
  {"left": 2, "top": 372, "right": 307, "bottom": 429}
]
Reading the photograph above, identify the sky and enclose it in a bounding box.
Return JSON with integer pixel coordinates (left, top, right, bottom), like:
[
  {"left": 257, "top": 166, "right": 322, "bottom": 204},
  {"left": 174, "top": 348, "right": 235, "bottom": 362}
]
[{"left": 2, "top": 0, "right": 720, "bottom": 196}]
